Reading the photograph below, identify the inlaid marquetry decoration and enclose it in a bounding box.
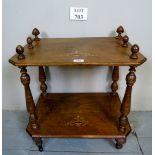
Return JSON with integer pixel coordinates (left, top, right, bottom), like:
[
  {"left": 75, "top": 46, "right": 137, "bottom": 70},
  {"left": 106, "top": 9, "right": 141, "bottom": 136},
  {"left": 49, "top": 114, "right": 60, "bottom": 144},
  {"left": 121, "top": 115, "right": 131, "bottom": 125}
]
[{"left": 66, "top": 114, "right": 88, "bottom": 127}]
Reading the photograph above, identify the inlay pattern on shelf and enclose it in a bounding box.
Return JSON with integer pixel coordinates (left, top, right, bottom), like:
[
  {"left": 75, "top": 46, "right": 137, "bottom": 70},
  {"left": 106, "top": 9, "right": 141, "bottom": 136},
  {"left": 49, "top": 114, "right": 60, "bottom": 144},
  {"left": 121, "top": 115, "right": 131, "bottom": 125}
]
[{"left": 66, "top": 114, "right": 88, "bottom": 127}]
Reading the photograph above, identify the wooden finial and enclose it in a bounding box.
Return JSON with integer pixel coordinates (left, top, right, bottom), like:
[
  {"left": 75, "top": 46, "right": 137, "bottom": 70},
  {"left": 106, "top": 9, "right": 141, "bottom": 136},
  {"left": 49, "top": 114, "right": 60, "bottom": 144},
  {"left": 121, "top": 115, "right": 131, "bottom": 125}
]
[
  {"left": 115, "top": 26, "right": 124, "bottom": 39},
  {"left": 122, "top": 35, "right": 129, "bottom": 47},
  {"left": 27, "top": 37, "right": 33, "bottom": 49},
  {"left": 130, "top": 44, "right": 139, "bottom": 59},
  {"left": 16, "top": 45, "right": 25, "bottom": 60},
  {"left": 32, "top": 28, "right": 40, "bottom": 41}
]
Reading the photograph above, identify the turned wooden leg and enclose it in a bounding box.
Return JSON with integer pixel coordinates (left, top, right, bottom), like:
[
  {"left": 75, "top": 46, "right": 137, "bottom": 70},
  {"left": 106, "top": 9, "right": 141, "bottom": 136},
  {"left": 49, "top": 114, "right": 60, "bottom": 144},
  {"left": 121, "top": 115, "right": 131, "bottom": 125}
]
[
  {"left": 111, "top": 66, "right": 119, "bottom": 95},
  {"left": 39, "top": 66, "right": 47, "bottom": 96},
  {"left": 33, "top": 137, "right": 43, "bottom": 152},
  {"left": 115, "top": 137, "right": 126, "bottom": 149},
  {"left": 20, "top": 67, "right": 38, "bottom": 130},
  {"left": 119, "top": 66, "right": 136, "bottom": 133}
]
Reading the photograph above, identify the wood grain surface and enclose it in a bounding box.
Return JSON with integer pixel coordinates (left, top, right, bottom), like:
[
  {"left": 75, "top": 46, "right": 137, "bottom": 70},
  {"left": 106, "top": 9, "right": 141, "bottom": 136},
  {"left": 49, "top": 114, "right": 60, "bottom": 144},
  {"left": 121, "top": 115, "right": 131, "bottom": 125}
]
[
  {"left": 26, "top": 93, "right": 131, "bottom": 138},
  {"left": 9, "top": 37, "right": 146, "bottom": 66}
]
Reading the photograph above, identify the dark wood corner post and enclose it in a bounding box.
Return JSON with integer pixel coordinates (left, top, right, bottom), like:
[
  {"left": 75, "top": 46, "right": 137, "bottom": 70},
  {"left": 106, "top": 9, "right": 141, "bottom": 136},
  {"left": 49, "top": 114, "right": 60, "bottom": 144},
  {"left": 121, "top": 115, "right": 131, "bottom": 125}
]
[
  {"left": 111, "top": 66, "right": 119, "bottom": 95},
  {"left": 20, "top": 67, "right": 38, "bottom": 130},
  {"left": 39, "top": 66, "right": 47, "bottom": 96},
  {"left": 119, "top": 66, "right": 136, "bottom": 133}
]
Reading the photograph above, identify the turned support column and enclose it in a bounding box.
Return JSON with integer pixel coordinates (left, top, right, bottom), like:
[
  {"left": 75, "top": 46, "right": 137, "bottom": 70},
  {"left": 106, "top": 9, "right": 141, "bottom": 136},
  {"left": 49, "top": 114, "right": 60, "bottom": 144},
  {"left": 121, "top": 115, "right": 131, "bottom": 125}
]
[
  {"left": 20, "top": 67, "right": 38, "bottom": 130},
  {"left": 39, "top": 66, "right": 47, "bottom": 96},
  {"left": 119, "top": 66, "right": 136, "bottom": 133},
  {"left": 111, "top": 66, "right": 119, "bottom": 95}
]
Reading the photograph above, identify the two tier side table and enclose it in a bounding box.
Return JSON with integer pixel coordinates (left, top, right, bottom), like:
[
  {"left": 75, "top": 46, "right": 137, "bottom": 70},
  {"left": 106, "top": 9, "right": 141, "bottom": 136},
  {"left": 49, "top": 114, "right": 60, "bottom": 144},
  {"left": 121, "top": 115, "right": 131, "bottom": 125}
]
[{"left": 9, "top": 26, "right": 146, "bottom": 152}]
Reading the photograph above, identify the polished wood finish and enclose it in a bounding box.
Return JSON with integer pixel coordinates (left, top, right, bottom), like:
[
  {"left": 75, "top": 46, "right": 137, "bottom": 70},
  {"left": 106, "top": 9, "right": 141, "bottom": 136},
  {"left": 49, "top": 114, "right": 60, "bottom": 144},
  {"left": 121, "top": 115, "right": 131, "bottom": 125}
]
[
  {"left": 26, "top": 93, "right": 131, "bottom": 138},
  {"left": 111, "top": 66, "right": 119, "bottom": 95},
  {"left": 122, "top": 35, "right": 129, "bottom": 47},
  {"left": 39, "top": 66, "right": 47, "bottom": 96},
  {"left": 115, "top": 26, "right": 124, "bottom": 39},
  {"left": 9, "top": 29, "right": 146, "bottom": 151},
  {"left": 119, "top": 66, "right": 136, "bottom": 133},
  {"left": 16, "top": 45, "right": 25, "bottom": 60},
  {"left": 130, "top": 44, "right": 139, "bottom": 59},
  {"left": 32, "top": 28, "right": 40, "bottom": 41},
  {"left": 9, "top": 37, "right": 146, "bottom": 66},
  {"left": 20, "top": 67, "right": 38, "bottom": 130},
  {"left": 27, "top": 37, "right": 34, "bottom": 49}
]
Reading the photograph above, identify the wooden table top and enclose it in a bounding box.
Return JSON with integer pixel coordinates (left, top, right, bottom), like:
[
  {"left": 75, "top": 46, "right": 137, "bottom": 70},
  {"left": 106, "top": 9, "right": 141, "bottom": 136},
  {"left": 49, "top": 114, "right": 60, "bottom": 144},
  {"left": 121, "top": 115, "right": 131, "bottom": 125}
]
[{"left": 9, "top": 37, "right": 146, "bottom": 66}]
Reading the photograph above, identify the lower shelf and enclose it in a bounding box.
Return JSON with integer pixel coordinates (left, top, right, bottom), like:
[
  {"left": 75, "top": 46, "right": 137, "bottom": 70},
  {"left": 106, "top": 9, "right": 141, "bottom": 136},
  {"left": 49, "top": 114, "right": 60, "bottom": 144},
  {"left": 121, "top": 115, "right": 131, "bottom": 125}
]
[{"left": 27, "top": 93, "right": 131, "bottom": 138}]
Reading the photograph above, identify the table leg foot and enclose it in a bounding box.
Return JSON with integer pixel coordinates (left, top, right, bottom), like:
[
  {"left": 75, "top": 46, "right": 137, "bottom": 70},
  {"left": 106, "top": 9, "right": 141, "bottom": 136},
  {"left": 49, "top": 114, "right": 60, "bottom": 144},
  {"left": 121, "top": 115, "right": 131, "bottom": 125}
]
[
  {"left": 39, "top": 145, "right": 43, "bottom": 152},
  {"left": 33, "top": 137, "right": 43, "bottom": 152},
  {"left": 115, "top": 138, "right": 126, "bottom": 149}
]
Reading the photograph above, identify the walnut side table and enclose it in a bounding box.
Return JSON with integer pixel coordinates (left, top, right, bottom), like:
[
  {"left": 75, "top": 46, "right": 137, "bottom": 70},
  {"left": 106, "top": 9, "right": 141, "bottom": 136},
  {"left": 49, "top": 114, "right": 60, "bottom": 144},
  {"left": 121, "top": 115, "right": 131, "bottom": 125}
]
[{"left": 9, "top": 26, "right": 146, "bottom": 152}]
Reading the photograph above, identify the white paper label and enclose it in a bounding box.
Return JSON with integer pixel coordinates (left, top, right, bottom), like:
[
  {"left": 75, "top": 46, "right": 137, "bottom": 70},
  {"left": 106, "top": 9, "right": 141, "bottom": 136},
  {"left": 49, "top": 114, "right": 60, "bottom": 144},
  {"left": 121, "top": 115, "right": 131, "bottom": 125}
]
[
  {"left": 70, "top": 7, "right": 88, "bottom": 21},
  {"left": 73, "top": 59, "right": 85, "bottom": 62}
]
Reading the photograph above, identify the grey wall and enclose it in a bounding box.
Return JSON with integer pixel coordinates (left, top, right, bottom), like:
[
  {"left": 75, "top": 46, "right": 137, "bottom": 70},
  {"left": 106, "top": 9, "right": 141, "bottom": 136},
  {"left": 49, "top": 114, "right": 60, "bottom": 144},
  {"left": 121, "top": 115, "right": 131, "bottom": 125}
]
[{"left": 3, "top": 0, "right": 152, "bottom": 110}]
